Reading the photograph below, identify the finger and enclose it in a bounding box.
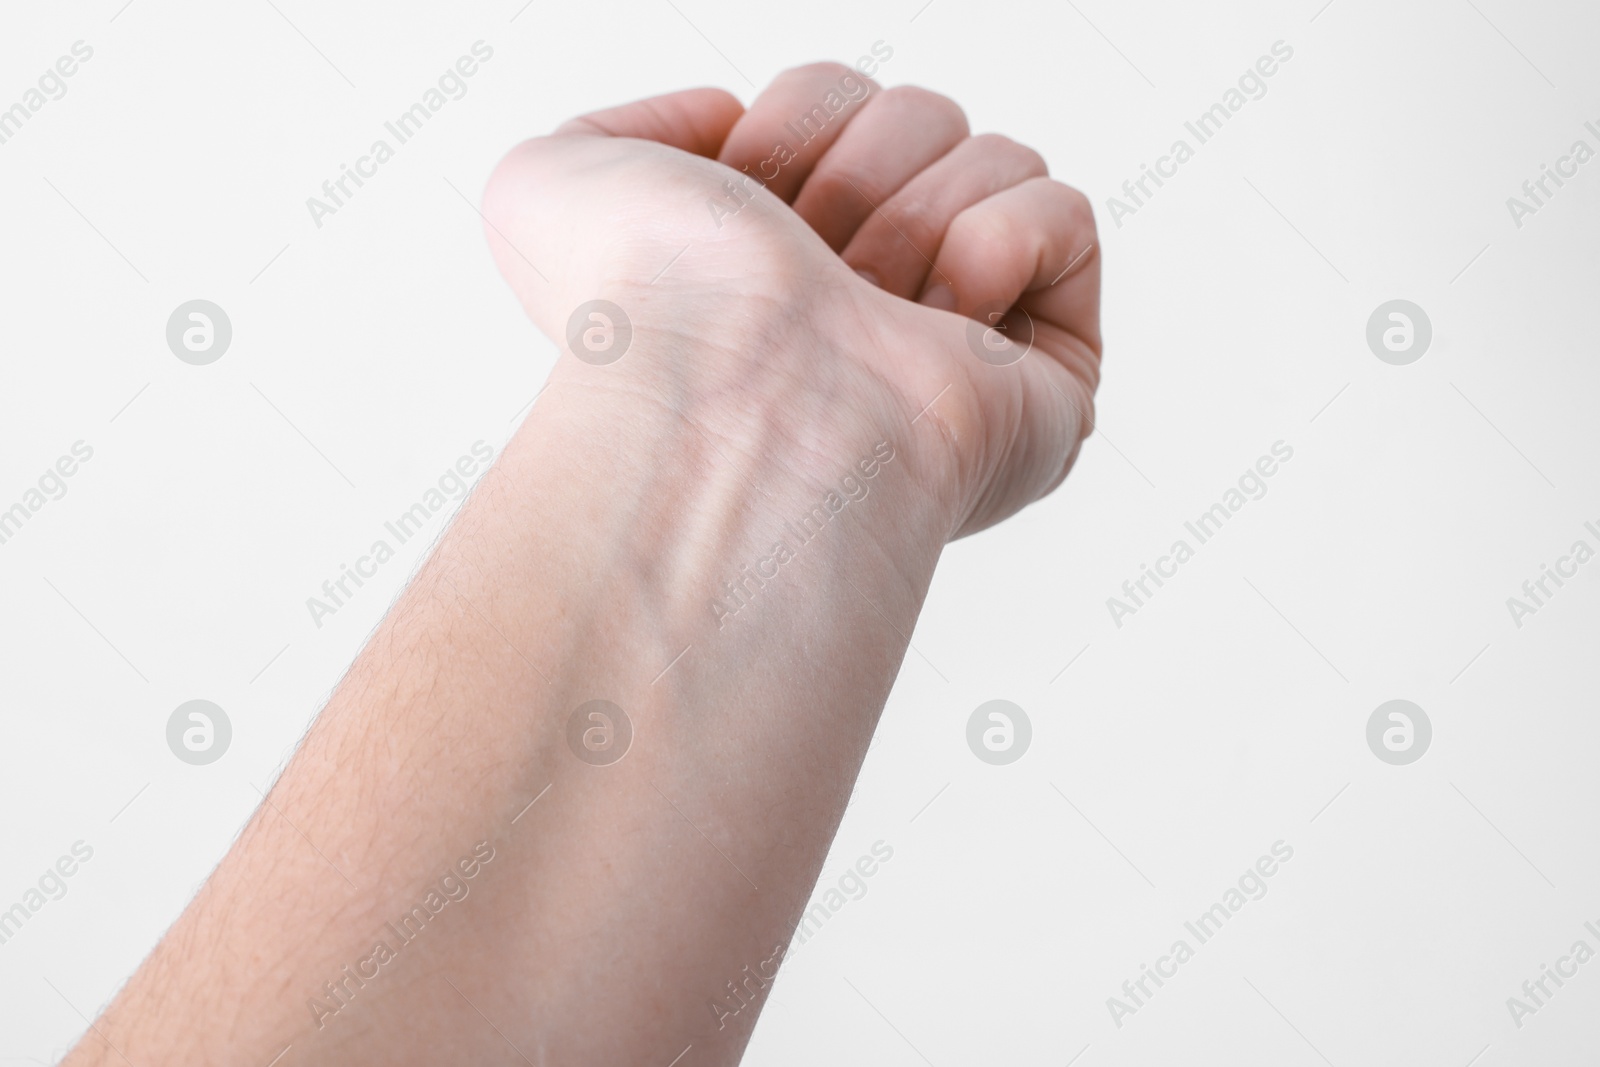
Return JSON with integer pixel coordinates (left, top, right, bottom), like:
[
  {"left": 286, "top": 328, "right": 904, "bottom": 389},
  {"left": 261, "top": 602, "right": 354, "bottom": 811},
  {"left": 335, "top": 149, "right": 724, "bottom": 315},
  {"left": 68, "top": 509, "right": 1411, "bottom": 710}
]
[
  {"left": 716, "top": 63, "right": 879, "bottom": 204},
  {"left": 918, "top": 176, "right": 1102, "bottom": 361},
  {"left": 789, "top": 87, "right": 968, "bottom": 252},
  {"left": 839, "top": 133, "right": 1047, "bottom": 299},
  {"left": 556, "top": 87, "right": 745, "bottom": 157}
]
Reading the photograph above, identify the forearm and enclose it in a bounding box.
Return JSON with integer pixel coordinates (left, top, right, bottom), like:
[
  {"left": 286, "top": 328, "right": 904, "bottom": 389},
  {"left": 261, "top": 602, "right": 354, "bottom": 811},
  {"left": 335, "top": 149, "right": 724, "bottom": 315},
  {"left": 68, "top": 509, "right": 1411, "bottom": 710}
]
[
  {"left": 64, "top": 55, "right": 1104, "bottom": 1063},
  {"left": 68, "top": 354, "right": 954, "bottom": 1065}
]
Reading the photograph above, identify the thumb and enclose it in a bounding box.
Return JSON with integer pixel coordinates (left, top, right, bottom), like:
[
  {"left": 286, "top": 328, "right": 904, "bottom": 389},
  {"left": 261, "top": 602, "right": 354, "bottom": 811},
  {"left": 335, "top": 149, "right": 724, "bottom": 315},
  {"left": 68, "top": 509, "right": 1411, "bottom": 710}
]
[
  {"left": 556, "top": 86, "right": 745, "bottom": 156},
  {"left": 480, "top": 88, "right": 746, "bottom": 340}
]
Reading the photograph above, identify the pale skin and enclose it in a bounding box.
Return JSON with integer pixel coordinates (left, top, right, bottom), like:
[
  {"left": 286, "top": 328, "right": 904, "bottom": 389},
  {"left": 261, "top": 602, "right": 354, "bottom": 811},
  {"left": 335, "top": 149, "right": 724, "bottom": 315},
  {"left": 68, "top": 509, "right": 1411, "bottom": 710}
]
[{"left": 63, "top": 63, "right": 1100, "bottom": 1065}]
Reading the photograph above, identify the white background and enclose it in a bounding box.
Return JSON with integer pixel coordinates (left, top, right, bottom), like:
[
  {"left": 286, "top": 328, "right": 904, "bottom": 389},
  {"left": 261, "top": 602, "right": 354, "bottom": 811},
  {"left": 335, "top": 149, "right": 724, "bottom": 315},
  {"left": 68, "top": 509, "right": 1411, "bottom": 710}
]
[{"left": 2, "top": 0, "right": 1598, "bottom": 1063}]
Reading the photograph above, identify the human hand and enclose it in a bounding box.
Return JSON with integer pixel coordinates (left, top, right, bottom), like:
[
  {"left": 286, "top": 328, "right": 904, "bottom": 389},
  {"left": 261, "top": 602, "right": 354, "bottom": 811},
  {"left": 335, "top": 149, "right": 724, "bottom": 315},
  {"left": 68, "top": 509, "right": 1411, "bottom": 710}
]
[
  {"left": 482, "top": 62, "right": 1102, "bottom": 539},
  {"left": 54, "top": 63, "right": 1107, "bottom": 1067}
]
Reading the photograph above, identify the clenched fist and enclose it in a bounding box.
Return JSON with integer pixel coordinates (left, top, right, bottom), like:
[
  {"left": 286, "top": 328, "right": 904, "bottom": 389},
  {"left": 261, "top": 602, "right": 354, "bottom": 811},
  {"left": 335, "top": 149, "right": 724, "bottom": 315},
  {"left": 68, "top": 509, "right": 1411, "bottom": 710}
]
[{"left": 482, "top": 61, "right": 1102, "bottom": 540}]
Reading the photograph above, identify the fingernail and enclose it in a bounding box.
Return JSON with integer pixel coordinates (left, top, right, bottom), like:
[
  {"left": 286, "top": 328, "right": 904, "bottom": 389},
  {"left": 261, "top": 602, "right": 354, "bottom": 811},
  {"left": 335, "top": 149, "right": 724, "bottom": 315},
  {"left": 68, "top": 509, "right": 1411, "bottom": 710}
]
[
  {"left": 854, "top": 267, "right": 881, "bottom": 288},
  {"left": 919, "top": 283, "right": 956, "bottom": 311}
]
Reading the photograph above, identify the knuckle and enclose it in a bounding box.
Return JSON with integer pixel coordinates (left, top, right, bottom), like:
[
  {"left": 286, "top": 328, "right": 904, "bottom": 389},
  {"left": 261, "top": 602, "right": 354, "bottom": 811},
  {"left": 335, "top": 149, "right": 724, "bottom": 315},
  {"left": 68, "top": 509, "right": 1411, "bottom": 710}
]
[
  {"left": 809, "top": 165, "right": 884, "bottom": 212},
  {"left": 876, "top": 86, "right": 968, "bottom": 134},
  {"left": 1049, "top": 181, "right": 1096, "bottom": 233},
  {"left": 970, "top": 133, "right": 1048, "bottom": 176},
  {"left": 887, "top": 198, "right": 940, "bottom": 245},
  {"left": 855, "top": 188, "right": 941, "bottom": 251},
  {"left": 947, "top": 201, "right": 1017, "bottom": 254},
  {"left": 780, "top": 60, "right": 859, "bottom": 85}
]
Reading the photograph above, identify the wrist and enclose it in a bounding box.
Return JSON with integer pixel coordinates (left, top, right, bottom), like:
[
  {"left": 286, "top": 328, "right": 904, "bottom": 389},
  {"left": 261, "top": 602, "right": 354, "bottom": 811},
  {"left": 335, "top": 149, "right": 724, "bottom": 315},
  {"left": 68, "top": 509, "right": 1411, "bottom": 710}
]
[{"left": 532, "top": 289, "right": 965, "bottom": 549}]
